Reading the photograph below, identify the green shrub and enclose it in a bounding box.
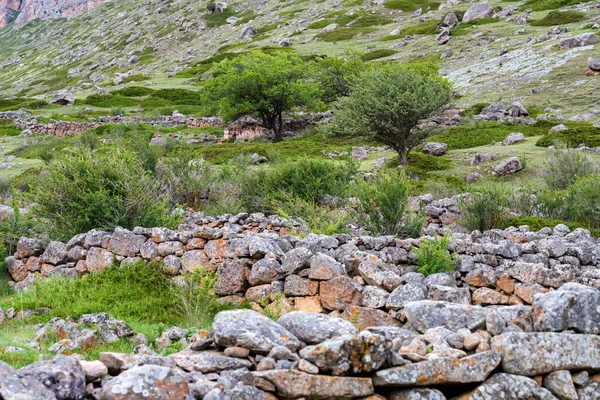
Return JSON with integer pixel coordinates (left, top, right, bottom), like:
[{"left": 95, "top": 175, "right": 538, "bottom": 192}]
[
  {"left": 461, "top": 103, "right": 490, "bottom": 117},
  {"left": 530, "top": 10, "right": 585, "bottom": 26},
  {"left": 564, "top": 175, "right": 600, "bottom": 230},
  {"left": 272, "top": 194, "right": 350, "bottom": 235},
  {"left": 204, "top": 8, "right": 237, "bottom": 28},
  {"left": 353, "top": 172, "right": 423, "bottom": 237},
  {"left": 384, "top": 0, "right": 440, "bottom": 11},
  {"left": 497, "top": 216, "right": 600, "bottom": 237},
  {"left": 536, "top": 125, "right": 600, "bottom": 148},
  {"left": 308, "top": 19, "right": 334, "bottom": 29},
  {"left": 521, "top": 0, "right": 592, "bottom": 11},
  {"left": 542, "top": 148, "right": 596, "bottom": 190},
  {"left": 28, "top": 148, "right": 179, "bottom": 240},
  {"left": 112, "top": 86, "right": 156, "bottom": 97},
  {"left": 81, "top": 94, "right": 139, "bottom": 108},
  {"left": 363, "top": 49, "right": 398, "bottom": 61},
  {"left": 461, "top": 185, "right": 510, "bottom": 231},
  {"left": 415, "top": 233, "right": 456, "bottom": 276},
  {"left": 315, "top": 27, "right": 377, "bottom": 42}
]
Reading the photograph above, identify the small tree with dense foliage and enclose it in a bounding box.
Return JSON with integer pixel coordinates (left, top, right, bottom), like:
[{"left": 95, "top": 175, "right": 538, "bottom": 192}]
[
  {"left": 316, "top": 52, "right": 367, "bottom": 104},
  {"left": 203, "top": 51, "right": 322, "bottom": 139},
  {"left": 333, "top": 63, "right": 451, "bottom": 166}
]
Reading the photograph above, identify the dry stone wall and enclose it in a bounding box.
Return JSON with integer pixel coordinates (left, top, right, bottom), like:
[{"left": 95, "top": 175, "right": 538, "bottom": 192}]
[{"left": 3, "top": 211, "right": 600, "bottom": 399}]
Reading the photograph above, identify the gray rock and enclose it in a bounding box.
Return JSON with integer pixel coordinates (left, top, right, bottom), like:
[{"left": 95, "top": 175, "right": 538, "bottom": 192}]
[
  {"left": 0, "top": 360, "right": 58, "bottom": 400},
  {"left": 543, "top": 370, "right": 578, "bottom": 400},
  {"left": 361, "top": 285, "right": 390, "bottom": 308},
  {"left": 428, "top": 285, "right": 471, "bottom": 304},
  {"left": 213, "top": 310, "right": 301, "bottom": 353},
  {"left": 18, "top": 356, "right": 86, "bottom": 400},
  {"left": 281, "top": 247, "right": 312, "bottom": 275},
  {"left": 277, "top": 311, "right": 358, "bottom": 345},
  {"left": 388, "top": 388, "right": 446, "bottom": 399},
  {"left": 169, "top": 350, "right": 252, "bottom": 373},
  {"left": 41, "top": 241, "right": 68, "bottom": 265},
  {"left": 422, "top": 143, "right": 448, "bottom": 156},
  {"left": 253, "top": 370, "right": 374, "bottom": 399},
  {"left": 404, "top": 300, "right": 488, "bottom": 333},
  {"left": 189, "top": 330, "right": 214, "bottom": 351},
  {"left": 493, "top": 156, "right": 523, "bottom": 176},
  {"left": 248, "top": 258, "right": 282, "bottom": 286},
  {"left": 462, "top": 1, "right": 491, "bottom": 23},
  {"left": 588, "top": 57, "right": 600, "bottom": 72},
  {"left": 106, "top": 227, "right": 146, "bottom": 257},
  {"left": 99, "top": 365, "right": 193, "bottom": 399},
  {"left": 502, "top": 132, "right": 525, "bottom": 146},
  {"left": 359, "top": 262, "right": 402, "bottom": 291},
  {"left": 386, "top": 283, "right": 429, "bottom": 310},
  {"left": 50, "top": 91, "right": 76, "bottom": 106},
  {"left": 308, "top": 253, "right": 346, "bottom": 280},
  {"left": 491, "top": 332, "right": 600, "bottom": 376},
  {"left": 532, "top": 282, "right": 600, "bottom": 334},
  {"left": 373, "top": 351, "right": 500, "bottom": 387},
  {"left": 559, "top": 33, "right": 598, "bottom": 49},
  {"left": 460, "top": 373, "right": 558, "bottom": 399},
  {"left": 16, "top": 236, "right": 46, "bottom": 258},
  {"left": 299, "top": 332, "right": 390, "bottom": 376}
]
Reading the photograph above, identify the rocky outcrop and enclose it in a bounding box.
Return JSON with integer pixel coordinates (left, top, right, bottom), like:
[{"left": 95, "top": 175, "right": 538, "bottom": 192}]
[{"left": 0, "top": 0, "right": 109, "bottom": 28}]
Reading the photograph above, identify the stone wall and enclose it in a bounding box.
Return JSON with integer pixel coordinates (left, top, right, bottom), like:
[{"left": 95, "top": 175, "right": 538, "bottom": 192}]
[{"left": 3, "top": 211, "right": 600, "bottom": 399}]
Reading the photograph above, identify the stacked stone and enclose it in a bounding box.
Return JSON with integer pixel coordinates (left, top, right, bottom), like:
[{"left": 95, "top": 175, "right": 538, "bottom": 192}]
[{"left": 15, "top": 119, "right": 99, "bottom": 136}]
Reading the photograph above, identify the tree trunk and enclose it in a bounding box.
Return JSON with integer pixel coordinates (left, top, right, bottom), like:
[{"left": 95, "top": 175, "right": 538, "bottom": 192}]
[
  {"left": 400, "top": 149, "right": 409, "bottom": 167},
  {"left": 274, "top": 113, "right": 283, "bottom": 139}
]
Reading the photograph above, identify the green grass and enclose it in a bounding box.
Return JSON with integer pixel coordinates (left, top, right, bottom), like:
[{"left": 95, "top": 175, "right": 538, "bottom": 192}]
[
  {"left": 315, "top": 27, "right": 377, "bottom": 42},
  {"left": 112, "top": 86, "right": 156, "bottom": 97},
  {"left": 530, "top": 10, "right": 586, "bottom": 26},
  {"left": 203, "top": 8, "right": 237, "bottom": 28},
  {"left": 308, "top": 19, "right": 334, "bottom": 30},
  {"left": 520, "top": 0, "right": 593, "bottom": 10},
  {"left": 384, "top": 0, "right": 440, "bottom": 11},
  {"left": 452, "top": 17, "right": 499, "bottom": 36},
  {"left": 498, "top": 216, "right": 600, "bottom": 237},
  {"left": 381, "top": 20, "right": 439, "bottom": 41},
  {"left": 428, "top": 121, "right": 553, "bottom": 150},
  {"left": 363, "top": 49, "right": 398, "bottom": 61},
  {"left": 536, "top": 124, "right": 600, "bottom": 148}
]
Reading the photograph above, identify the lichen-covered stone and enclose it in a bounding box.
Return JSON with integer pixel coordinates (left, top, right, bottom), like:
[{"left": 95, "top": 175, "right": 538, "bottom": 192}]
[
  {"left": 18, "top": 356, "right": 86, "bottom": 400},
  {"left": 169, "top": 350, "right": 252, "bottom": 373},
  {"left": 491, "top": 332, "right": 600, "bottom": 376},
  {"left": 456, "top": 373, "right": 558, "bottom": 400},
  {"left": 99, "top": 365, "right": 193, "bottom": 400},
  {"left": 0, "top": 360, "right": 58, "bottom": 400},
  {"left": 373, "top": 351, "right": 500, "bottom": 387},
  {"left": 277, "top": 311, "right": 358, "bottom": 345},
  {"left": 404, "top": 301, "right": 488, "bottom": 333}
]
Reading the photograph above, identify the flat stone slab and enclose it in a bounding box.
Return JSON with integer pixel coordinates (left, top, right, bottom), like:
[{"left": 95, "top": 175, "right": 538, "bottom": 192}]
[
  {"left": 373, "top": 350, "right": 500, "bottom": 387},
  {"left": 491, "top": 332, "right": 600, "bottom": 376}
]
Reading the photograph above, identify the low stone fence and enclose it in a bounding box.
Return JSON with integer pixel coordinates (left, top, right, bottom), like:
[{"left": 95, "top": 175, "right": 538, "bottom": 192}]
[
  {"left": 2, "top": 211, "right": 600, "bottom": 398},
  {"left": 16, "top": 120, "right": 100, "bottom": 137}
]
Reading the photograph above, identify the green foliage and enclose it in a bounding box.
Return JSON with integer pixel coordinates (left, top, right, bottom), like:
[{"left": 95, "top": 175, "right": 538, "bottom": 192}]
[
  {"left": 203, "top": 51, "right": 322, "bottom": 137},
  {"left": 429, "top": 121, "right": 548, "bottom": 150},
  {"left": 384, "top": 0, "right": 440, "bottom": 11},
  {"left": 461, "top": 103, "right": 490, "bottom": 117},
  {"left": 363, "top": 49, "right": 398, "bottom": 61},
  {"left": 150, "top": 88, "right": 200, "bottom": 104},
  {"left": 461, "top": 185, "right": 510, "bottom": 231},
  {"left": 80, "top": 94, "right": 139, "bottom": 108},
  {"left": 308, "top": 19, "right": 334, "bottom": 29},
  {"left": 315, "top": 27, "right": 377, "bottom": 42},
  {"left": 542, "top": 148, "right": 596, "bottom": 190},
  {"left": 521, "top": 0, "right": 592, "bottom": 11},
  {"left": 564, "top": 175, "right": 600, "bottom": 229},
  {"left": 112, "top": 86, "right": 156, "bottom": 97},
  {"left": 415, "top": 233, "right": 456, "bottom": 276},
  {"left": 333, "top": 62, "right": 451, "bottom": 165},
  {"left": 536, "top": 125, "right": 600, "bottom": 148},
  {"left": 27, "top": 148, "right": 178, "bottom": 240},
  {"left": 272, "top": 194, "right": 350, "bottom": 235},
  {"left": 316, "top": 52, "right": 367, "bottom": 103},
  {"left": 353, "top": 172, "right": 423, "bottom": 237},
  {"left": 530, "top": 10, "right": 585, "bottom": 26},
  {"left": 451, "top": 17, "right": 498, "bottom": 36},
  {"left": 203, "top": 8, "right": 236, "bottom": 28},
  {"left": 497, "top": 216, "right": 600, "bottom": 237}
]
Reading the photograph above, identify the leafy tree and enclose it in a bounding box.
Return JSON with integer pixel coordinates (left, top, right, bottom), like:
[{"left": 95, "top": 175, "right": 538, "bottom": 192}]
[
  {"left": 333, "top": 63, "right": 451, "bottom": 166},
  {"left": 203, "top": 51, "right": 322, "bottom": 139},
  {"left": 316, "top": 52, "right": 366, "bottom": 103}
]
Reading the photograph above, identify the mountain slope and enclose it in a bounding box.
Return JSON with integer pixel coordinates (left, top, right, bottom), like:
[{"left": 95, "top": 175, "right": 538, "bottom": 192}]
[{"left": 0, "top": 0, "right": 599, "bottom": 115}]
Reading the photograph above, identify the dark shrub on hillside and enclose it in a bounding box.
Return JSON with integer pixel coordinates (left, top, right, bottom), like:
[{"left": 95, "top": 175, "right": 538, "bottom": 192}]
[{"left": 530, "top": 10, "right": 585, "bottom": 26}]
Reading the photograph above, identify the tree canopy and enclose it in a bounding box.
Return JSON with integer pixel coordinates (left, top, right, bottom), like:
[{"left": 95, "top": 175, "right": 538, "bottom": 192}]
[
  {"left": 333, "top": 62, "right": 452, "bottom": 166},
  {"left": 203, "top": 51, "right": 322, "bottom": 139}
]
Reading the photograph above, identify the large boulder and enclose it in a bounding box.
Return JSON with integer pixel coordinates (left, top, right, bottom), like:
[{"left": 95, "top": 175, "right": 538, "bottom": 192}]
[
  {"left": 502, "top": 132, "right": 525, "bottom": 146},
  {"left": 386, "top": 283, "right": 429, "bottom": 310},
  {"left": 300, "top": 332, "right": 391, "bottom": 376},
  {"left": 491, "top": 332, "right": 600, "bottom": 376},
  {"left": 373, "top": 351, "right": 500, "bottom": 387},
  {"left": 253, "top": 370, "right": 374, "bottom": 399},
  {"left": 99, "top": 365, "right": 193, "bottom": 400},
  {"left": 16, "top": 237, "right": 46, "bottom": 258},
  {"left": 213, "top": 310, "right": 301, "bottom": 353},
  {"left": 457, "top": 373, "right": 558, "bottom": 399},
  {"left": 559, "top": 33, "right": 598, "bottom": 49},
  {"left": 86, "top": 247, "right": 114, "bottom": 273},
  {"left": 51, "top": 91, "right": 76, "bottom": 106},
  {"left": 277, "top": 311, "right": 358, "bottom": 344},
  {"left": 404, "top": 301, "right": 488, "bottom": 333},
  {"left": 319, "top": 276, "right": 362, "bottom": 310},
  {"left": 18, "top": 357, "right": 86, "bottom": 400},
  {"left": 41, "top": 241, "right": 68, "bottom": 265},
  {"left": 532, "top": 282, "right": 600, "bottom": 334},
  {"left": 106, "top": 228, "right": 146, "bottom": 257},
  {"left": 0, "top": 360, "right": 58, "bottom": 400},
  {"left": 422, "top": 143, "right": 448, "bottom": 156},
  {"left": 493, "top": 157, "right": 523, "bottom": 176},
  {"left": 462, "top": 1, "right": 491, "bottom": 23}
]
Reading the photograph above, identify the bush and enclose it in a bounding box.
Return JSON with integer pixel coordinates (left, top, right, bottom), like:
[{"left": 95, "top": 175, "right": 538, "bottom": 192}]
[
  {"left": 536, "top": 125, "right": 600, "bottom": 148},
  {"left": 28, "top": 148, "right": 178, "bottom": 240},
  {"left": 564, "top": 175, "right": 600, "bottom": 230},
  {"left": 384, "top": 0, "right": 440, "bottom": 11},
  {"left": 521, "top": 0, "right": 592, "bottom": 11},
  {"left": 542, "top": 148, "right": 596, "bottom": 190},
  {"left": 363, "top": 49, "right": 398, "bottom": 61},
  {"left": 353, "top": 172, "right": 423, "bottom": 237},
  {"left": 530, "top": 10, "right": 585, "bottom": 25},
  {"left": 315, "top": 27, "right": 377, "bottom": 42},
  {"left": 415, "top": 233, "right": 456, "bottom": 276},
  {"left": 461, "top": 185, "right": 510, "bottom": 231},
  {"left": 272, "top": 194, "right": 350, "bottom": 235},
  {"left": 112, "top": 86, "right": 156, "bottom": 97}
]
